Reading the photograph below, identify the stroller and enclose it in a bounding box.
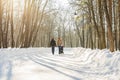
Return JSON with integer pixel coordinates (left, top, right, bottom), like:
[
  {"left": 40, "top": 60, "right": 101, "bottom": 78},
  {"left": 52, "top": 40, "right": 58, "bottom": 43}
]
[{"left": 60, "top": 46, "right": 64, "bottom": 54}]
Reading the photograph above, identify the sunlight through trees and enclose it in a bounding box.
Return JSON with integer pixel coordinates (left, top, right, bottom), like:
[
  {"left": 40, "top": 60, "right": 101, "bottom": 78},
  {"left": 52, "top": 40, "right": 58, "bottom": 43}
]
[{"left": 0, "top": 0, "right": 119, "bottom": 52}]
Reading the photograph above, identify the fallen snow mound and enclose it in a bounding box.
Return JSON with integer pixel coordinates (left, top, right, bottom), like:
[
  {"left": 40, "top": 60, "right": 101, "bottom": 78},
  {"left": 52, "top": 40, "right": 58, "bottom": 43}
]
[{"left": 73, "top": 47, "right": 120, "bottom": 79}]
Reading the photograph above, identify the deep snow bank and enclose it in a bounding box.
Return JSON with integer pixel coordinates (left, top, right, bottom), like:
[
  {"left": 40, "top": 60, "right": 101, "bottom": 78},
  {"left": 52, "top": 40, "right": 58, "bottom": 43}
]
[
  {"left": 72, "top": 47, "right": 120, "bottom": 79},
  {"left": 73, "top": 48, "right": 120, "bottom": 67}
]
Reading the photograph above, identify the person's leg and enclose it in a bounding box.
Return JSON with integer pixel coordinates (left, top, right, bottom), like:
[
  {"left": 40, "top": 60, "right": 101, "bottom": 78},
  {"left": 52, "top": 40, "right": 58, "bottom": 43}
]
[{"left": 52, "top": 46, "right": 54, "bottom": 55}]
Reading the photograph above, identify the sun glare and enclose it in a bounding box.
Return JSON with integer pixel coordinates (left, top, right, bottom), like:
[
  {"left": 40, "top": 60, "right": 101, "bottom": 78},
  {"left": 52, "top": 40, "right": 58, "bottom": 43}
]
[
  {"left": 13, "top": 0, "right": 24, "bottom": 9},
  {"left": 12, "top": 0, "right": 24, "bottom": 16}
]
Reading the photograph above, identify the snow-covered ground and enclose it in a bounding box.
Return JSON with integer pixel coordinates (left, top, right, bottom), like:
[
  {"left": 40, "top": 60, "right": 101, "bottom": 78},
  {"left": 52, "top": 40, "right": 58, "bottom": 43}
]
[{"left": 0, "top": 47, "right": 120, "bottom": 80}]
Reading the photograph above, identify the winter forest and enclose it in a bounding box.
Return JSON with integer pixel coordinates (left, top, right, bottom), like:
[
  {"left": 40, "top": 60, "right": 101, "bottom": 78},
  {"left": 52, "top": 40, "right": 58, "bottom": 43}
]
[
  {"left": 0, "top": 0, "right": 120, "bottom": 52},
  {"left": 0, "top": 0, "right": 120, "bottom": 80}
]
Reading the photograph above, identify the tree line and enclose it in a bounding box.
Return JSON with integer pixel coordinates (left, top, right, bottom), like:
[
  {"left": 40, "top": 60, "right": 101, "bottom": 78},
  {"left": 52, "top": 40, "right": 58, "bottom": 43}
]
[
  {"left": 70, "top": 0, "right": 120, "bottom": 52},
  {"left": 0, "top": 0, "right": 120, "bottom": 52},
  {"left": 0, "top": 0, "right": 54, "bottom": 48}
]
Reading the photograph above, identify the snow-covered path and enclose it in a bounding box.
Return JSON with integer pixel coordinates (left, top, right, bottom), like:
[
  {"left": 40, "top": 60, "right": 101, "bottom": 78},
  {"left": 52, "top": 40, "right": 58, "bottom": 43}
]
[{"left": 0, "top": 48, "right": 120, "bottom": 80}]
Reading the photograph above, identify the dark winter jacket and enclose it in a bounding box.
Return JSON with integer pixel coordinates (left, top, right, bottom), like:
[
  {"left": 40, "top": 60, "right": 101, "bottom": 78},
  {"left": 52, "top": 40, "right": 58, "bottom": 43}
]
[{"left": 50, "top": 39, "right": 56, "bottom": 47}]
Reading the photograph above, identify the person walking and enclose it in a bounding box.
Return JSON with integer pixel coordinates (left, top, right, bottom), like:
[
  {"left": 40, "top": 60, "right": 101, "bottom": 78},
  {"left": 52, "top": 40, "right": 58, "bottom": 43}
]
[
  {"left": 57, "top": 37, "right": 62, "bottom": 54},
  {"left": 50, "top": 38, "right": 56, "bottom": 55}
]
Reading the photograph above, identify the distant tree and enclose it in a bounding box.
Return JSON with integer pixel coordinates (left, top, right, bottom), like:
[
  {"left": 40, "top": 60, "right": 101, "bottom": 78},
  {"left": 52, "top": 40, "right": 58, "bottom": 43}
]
[
  {"left": 118, "top": 0, "right": 120, "bottom": 50},
  {"left": 103, "top": 0, "right": 114, "bottom": 52},
  {"left": 0, "top": 0, "right": 3, "bottom": 48}
]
